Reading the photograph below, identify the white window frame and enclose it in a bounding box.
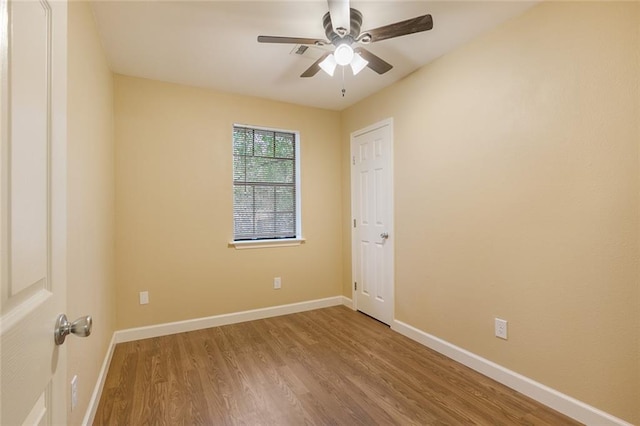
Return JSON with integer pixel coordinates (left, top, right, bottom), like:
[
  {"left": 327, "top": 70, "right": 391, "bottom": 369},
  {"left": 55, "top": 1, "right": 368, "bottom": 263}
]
[{"left": 229, "top": 123, "right": 304, "bottom": 249}]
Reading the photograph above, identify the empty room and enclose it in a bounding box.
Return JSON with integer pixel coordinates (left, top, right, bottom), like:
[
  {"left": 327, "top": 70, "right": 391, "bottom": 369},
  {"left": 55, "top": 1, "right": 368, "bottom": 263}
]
[{"left": 1, "top": 0, "right": 638, "bottom": 425}]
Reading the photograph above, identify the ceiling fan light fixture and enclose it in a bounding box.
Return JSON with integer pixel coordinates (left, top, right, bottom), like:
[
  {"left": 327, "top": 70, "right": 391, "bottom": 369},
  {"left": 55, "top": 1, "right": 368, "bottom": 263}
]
[
  {"left": 334, "top": 43, "right": 354, "bottom": 66},
  {"left": 350, "top": 52, "right": 368, "bottom": 75},
  {"left": 319, "top": 54, "right": 338, "bottom": 76}
]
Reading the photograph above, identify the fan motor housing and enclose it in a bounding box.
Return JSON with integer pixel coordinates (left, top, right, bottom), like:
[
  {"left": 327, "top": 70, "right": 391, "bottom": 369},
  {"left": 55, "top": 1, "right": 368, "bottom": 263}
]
[{"left": 323, "top": 8, "right": 363, "bottom": 45}]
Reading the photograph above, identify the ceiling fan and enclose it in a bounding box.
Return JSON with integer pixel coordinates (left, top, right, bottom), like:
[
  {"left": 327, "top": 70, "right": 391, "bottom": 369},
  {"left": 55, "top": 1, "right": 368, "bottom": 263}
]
[{"left": 257, "top": 0, "right": 433, "bottom": 78}]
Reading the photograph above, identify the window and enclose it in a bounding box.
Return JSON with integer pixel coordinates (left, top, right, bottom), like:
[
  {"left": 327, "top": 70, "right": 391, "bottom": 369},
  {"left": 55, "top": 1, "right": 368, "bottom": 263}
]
[{"left": 232, "top": 125, "right": 301, "bottom": 243}]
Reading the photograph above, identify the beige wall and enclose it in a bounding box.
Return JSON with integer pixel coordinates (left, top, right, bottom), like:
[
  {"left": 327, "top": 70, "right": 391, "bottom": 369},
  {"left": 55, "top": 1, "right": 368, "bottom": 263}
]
[
  {"left": 67, "top": 2, "right": 116, "bottom": 424},
  {"left": 114, "top": 76, "right": 342, "bottom": 329},
  {"left": 342, "top": 1, "right": 639, "bottom": 423},
  {"left": 79, "top": 1, "right": 638, "bottom": 423}
]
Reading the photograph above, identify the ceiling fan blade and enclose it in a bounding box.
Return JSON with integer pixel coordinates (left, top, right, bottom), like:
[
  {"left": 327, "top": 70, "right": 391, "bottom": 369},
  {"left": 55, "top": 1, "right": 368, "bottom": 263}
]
[
  {"left": 327, "top": 0, "right": 350, "bottom": 34},
  {"left": 301, "top": 52, "right": 332, "bottom": 78},
  {"left": 354, "top": 47, "right": 393, "bottom": 75},
  {"left": 258, "top": 36, "right": 327, "bottom": 45},
  {"left": 362, "top": 14, "right": 433, "bottom": 43}
]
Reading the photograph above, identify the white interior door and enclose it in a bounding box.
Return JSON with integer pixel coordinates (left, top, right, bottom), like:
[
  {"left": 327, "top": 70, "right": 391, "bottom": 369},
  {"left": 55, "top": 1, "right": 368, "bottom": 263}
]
[
  {"left": 1, "top": 0, "right": 68, "bottom": 424},
  {"left": 351, "top": 119, "right": 394, "bottom": 325}
]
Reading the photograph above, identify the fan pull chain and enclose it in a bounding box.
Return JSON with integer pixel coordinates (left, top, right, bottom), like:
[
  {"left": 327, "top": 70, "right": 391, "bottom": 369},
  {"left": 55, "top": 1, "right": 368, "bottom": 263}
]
[{"left": 341, "top": 66, "right": 346, "bottom": 97}]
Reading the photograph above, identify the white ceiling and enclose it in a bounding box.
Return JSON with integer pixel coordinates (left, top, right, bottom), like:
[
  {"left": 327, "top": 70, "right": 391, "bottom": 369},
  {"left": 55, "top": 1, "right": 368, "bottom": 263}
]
[{"left": 91, "top": 1, "right": 537, "bottom": 111}]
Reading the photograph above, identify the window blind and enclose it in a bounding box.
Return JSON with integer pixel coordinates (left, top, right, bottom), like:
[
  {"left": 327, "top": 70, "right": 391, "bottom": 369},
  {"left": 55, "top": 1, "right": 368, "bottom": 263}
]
[{"left": 233, "top": 126, "right": 297, "bottom": 240}]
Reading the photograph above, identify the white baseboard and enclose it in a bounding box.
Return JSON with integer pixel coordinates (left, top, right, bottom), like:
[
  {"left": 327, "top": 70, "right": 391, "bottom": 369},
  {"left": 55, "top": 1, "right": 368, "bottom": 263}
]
[
  {"left": 114, "top": 296, "right": 344, "bottom": 343},
  {"left": 341, "top": 296, "right": 353, "bottom": 309},
  {"left": 82, "top": 333, "right": 116, "bottom": 426},
  {"left": 392, "top": 319, "right": 632, "bottom": 426}
]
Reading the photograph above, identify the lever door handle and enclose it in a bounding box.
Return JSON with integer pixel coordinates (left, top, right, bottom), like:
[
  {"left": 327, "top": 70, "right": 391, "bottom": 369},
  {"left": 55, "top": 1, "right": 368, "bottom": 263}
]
[
  {"left": 380, "top": 232, "right": 389, "bottom": 239},
  {"left": 54, "top": 314, "right": 92, "bottom": 345}
]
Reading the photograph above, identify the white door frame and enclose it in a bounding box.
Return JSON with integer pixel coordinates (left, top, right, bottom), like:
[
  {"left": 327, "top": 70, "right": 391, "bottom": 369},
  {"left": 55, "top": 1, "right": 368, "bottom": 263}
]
[{"left": 350, "top": 118, "right": 394, "bottom": 323}]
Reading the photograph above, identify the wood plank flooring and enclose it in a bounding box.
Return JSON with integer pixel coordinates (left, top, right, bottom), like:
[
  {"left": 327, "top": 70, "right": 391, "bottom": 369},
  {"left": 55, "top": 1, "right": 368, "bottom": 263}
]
[{"left": 94, "top": 306, "right": 581, "bottom": 425}]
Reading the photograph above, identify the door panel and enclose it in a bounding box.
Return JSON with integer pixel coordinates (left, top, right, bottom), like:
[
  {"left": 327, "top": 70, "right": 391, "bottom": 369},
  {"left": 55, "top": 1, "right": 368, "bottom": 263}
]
[
  {"left": 10, "top": 0, "right": 49, "bottom": 296},
  {"left": 374, "top": 243, "right": 384, "bottom": 300},
  {"left": 360, "top": 240, "right": 369, "bottom": 295},
  {"left": 1, "top": 0, "right": 67, "bottom": 424},
  {"left": 351, "top": 120, "right": 393, "bottom": 325}
]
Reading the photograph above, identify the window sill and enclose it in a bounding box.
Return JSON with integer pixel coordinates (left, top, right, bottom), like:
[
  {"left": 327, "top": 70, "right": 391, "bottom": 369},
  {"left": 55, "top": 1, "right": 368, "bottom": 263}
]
[{"left": 229, "top": 238, "right": 306, "bottom": 250}]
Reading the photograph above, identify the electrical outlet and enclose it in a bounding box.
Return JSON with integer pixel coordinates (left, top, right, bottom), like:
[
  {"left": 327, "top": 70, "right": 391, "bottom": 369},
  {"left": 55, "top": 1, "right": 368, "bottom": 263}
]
[
  {"left": 495, "top": 318, "right": 508, "bottom": 340},
  {"left": 139, "top": 291, "right": 149, "bottom": 305},
  {"left": 274, "top": 277, "right": 281, "bottom": 289},
  {"left": 71, "top": 375, "right": 78, "bottom": 411}
]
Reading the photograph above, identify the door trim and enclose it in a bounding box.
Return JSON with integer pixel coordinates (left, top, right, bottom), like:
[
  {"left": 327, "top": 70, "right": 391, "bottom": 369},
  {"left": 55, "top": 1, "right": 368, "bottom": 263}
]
[{"left": 350, "top": 117, "right": 394, "bottom": 322}]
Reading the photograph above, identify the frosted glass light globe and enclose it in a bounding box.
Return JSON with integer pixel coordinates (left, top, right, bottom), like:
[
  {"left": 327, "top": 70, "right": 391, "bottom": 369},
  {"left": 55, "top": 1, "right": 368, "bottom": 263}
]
[{"left": 334, "top": 44, "right": 354, "bottom": 66}]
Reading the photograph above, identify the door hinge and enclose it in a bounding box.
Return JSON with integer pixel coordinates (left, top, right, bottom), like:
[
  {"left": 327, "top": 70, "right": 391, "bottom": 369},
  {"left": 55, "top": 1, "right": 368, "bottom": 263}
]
[
  {"left": 353, "top": 219, "right": 356, "bottom": 228},
  {"left": 352, "top": 156, "right": 355, "bottom": 165},
  {"left": 354, "top": 282, "right": 357, "bottom": 291}
]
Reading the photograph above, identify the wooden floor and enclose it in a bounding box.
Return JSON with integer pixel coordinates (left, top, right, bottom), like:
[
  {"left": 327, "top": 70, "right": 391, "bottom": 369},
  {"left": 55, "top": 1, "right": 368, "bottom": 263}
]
[{"left": 94, "top": 306, "right": 580, "bottom": 425}]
